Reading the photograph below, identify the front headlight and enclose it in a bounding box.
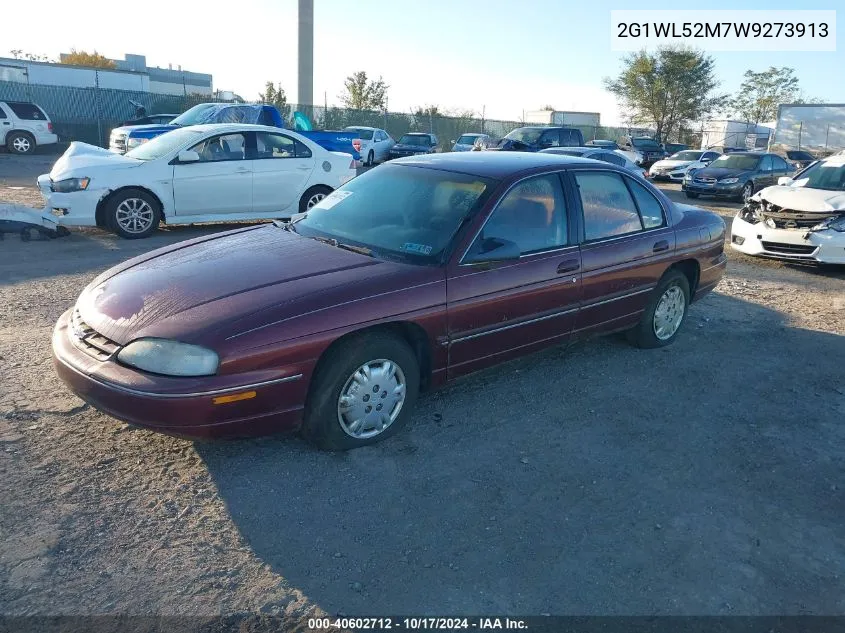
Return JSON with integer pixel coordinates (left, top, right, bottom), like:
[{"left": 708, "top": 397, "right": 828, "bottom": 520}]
[
  {"left": 126, "top": 137, "right": 149, "bottom": 149},
  {"left": 50, "top": 177, "right": 90, "bottom": 193},
  {"left": 719, "top": 177, "right": 739, "bottom": 184},
  {"left": 117, "top": 338, "right": 219, "bottom": 377}
]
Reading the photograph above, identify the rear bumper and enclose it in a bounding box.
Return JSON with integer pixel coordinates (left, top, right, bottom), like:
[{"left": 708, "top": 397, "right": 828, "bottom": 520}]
[
  {"left": 730, "top": 215, "right": 845, "bottom": 264},
  {"left": 51, "top": 309, "right": 308, "bottom": 438},
  {"left": 36, "top": 133, "right": 58, "bottom": 146}
]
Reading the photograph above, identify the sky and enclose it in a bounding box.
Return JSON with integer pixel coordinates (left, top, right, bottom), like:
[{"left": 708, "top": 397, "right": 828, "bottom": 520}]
[{"left": 6, "top": 0, "right": 843, "bottom": 126}]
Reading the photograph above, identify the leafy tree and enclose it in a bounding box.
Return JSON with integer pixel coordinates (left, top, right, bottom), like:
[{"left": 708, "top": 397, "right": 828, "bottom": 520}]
[
  {"left": 604, "top": 46, "right": 722, "bottom": 142},
  {"left": 541, "top": 104, "right": 556, "bottom": 111},
  {"left": 258, "top": 81, "right": 291, "bottom": 120},
  {"left": 729, "top": 67, "right": 804, "bottom": 124},
  {"left": 60, "top": 49, "right": 116, "bottom": 69},
  {"left": 413, "top": 105, "right": 442, "bottom": 117},
  {"left": 338, "top": 71, "right": 388, "bottom": 111}
]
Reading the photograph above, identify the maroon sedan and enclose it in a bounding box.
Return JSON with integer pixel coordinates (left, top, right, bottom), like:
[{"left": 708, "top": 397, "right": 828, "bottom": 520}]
[{"left": 52, "top": 152, "right": 726, "bottom": 450}]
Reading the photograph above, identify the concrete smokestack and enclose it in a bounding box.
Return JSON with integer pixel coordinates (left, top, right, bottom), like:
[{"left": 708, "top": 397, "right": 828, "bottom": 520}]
[{"left": 298, "top": 0, "right": 314, "bottom": 106}]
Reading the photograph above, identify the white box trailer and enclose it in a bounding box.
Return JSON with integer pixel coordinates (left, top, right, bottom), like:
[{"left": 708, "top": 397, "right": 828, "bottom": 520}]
[
  {"left": 770, "top": 103, "right": 845, "bottom": 155},
  {"left": 699, "top": 120, "right": 771, "bottom": 151},
  {"left": 525, "top": 110, "right": 601, "bottom": 127}
]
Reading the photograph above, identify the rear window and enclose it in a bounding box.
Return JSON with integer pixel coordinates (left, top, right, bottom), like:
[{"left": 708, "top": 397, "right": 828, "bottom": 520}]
[
  {"left": 457, "top": 135, "right": 480, "bottom": 145},
  {"left": 7, "top": 102, "right": 46, "bottom": 120},
  {"left": 347, "top": 128, "right": 375, "bottom": 140}
]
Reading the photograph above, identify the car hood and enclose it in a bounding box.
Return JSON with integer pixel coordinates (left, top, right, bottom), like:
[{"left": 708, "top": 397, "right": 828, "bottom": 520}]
[
  {"left": 694, "top": 167, "right": 752, "bottom": 179},
  {"left": 653, "top": 159, "right": 693, "bottom": 169},
  {"left": 114, "top": 123, "right": 180, "bottom": 137},
  {"left": 75, "top": 225, "right": 439, "bottom": 348},
  {"left": 50, "top": 142, "right": 142, "bottom": 180},
  {"left": 753, "top": 184, "right": 845, "bottom": 212}
]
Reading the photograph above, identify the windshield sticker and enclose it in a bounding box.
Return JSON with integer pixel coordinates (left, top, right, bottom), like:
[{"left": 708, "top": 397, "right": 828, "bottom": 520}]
[
  {"left": 401, "top": 242, "right": 433, "bottom": 255},
  {"left": 313, "top": 190, "right": 353, "bottom": 210}
]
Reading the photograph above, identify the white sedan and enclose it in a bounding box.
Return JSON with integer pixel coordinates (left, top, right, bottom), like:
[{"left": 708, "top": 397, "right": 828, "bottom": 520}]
[
  {"left": 37, "top": 124, "right": 357, "bottom": 239},
  {"left": 731, "top": 156, "right": 845, "bottom": 264},
  {"left": 343, "top": 126, "right": 394, "bottom": 166},
  {"left": 649, "top": 149, "right": 721, "bottom": 181}
]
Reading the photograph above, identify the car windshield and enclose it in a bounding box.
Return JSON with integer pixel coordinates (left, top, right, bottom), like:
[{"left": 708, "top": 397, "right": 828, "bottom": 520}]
[
  {"left": 457, "top": 135, "right": 480, "bottom": 144},
  {"left": 632, "top": 138, "right": 661, "bottom": 149},
  {"left": 787, "top": 150, "right": 814, "bottom": 161},
  {"left": 170, "top": 104, "right": 220, "bottom": 126},
  {"left": 709, "top": 154, "right": 760, "bottom": 170},
  {"left": 792, "top": 158, "right": 845, "bottom": 191},
  {"left": 294, "top": 164, "right": 495, "bottom": 265},
  {"left": 125, "top": 128, "right": 204, "bottom": 161},
  {"left": 347, "top": 128, "right": 375, "bottom": 140},
  {"left": 504, "top": 128, "right": 544, "bottom": 144},
  {"left": 398, "top": 135, "right": 431, "bottom": 146},
  {"left": 671, "top": 151, "right": 704, "bottom": 161}
]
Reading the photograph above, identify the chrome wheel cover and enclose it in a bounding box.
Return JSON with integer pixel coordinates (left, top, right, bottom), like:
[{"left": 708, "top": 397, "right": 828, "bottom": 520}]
[
  {"left": 742, "top": 183, "right": 753, "bottom": 202},
  {"left": 13, "top": 136, "right": 31, "bottom": 152},
  {"left": 653, "top": 285, "right": 686, "bottom": 341},
  {"left": 115, "top": 198, "right": 154, "bottom": 233},
  {"left": 306, "top": 192, "right": 326, "bottom": 209},
  {"left": 337, "top": 359, "right": 407, "bottom": 439}
]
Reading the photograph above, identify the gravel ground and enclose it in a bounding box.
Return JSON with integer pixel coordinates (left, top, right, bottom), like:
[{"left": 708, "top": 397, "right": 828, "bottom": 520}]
[{"left": 2, "top": 154, "right": 845, "bottom": 621}]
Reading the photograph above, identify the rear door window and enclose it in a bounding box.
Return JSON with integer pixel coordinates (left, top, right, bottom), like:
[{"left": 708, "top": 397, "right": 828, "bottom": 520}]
[
  {"left": 574, "top": 171, "right": 643, "bottom": 241},
  {"left": 772, "top": 156, "right": 789, "bottom": 171},
  {"left": 7, "top": 102, "right": 46, "bottom": 120},
  {"left": 540, "top": 129, "right": 561, "bottom": 147},
  {"left": 625, "top": 178, "right": 666, "bottom": 229},
  {"left": 760, "top": 155, "right": 774, "bottom": 172},
  {"left": 597, "top": 152, "right": 626, "bottom": 167},
  {"left": 0, "top": 106, "right": 6, "bottom": 119}
]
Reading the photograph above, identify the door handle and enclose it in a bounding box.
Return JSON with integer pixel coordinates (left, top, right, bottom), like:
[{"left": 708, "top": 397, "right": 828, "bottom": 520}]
[
  {"left": 653, "top": 240, "right": 670, "bottom": 253},
  {"left": 235, "top": 167, "right": 250, "bottom": 173},
  {"left": 297, "top": 165, "right": 312, "bottom": 171},
  {"left": 556, "top": 259, "right": 580, "bottom": 274}
]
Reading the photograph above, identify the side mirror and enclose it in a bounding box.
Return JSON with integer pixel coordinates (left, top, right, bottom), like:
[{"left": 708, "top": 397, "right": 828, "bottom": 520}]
[
  {"left": 777, "top": 176, "right": 794, "bottom": 186},
  {"left": 176, "top": 150, "right": 200, "bottom": 164},
  {"left": 701, "top": 158, "right": 712, "bottom": 165},
  {"left": 463, "top": 237, "right": 521, "bottom": 264}
]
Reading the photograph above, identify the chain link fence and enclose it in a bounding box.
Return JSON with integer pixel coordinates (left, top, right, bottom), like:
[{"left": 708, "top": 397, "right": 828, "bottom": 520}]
[{"left": 0, "top": 80, "right": 633, "bottom": 151}]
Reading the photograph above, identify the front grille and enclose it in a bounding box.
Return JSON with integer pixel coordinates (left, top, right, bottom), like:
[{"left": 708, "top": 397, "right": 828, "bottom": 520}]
[
  {"left": 69, "top": 308, "right": 120, "bottom": 360},
  {"left": 761, "top": 241, "right": 817, "bottom": 256},
  {"left": 694, "top": 177, "right": 717, "bottom": 184},
  {"left": 762, "top": 209, "right": 839, "bottom": 229}
]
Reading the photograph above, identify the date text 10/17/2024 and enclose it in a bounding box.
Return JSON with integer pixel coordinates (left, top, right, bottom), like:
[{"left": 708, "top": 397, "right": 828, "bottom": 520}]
[{"left": 307, "top": 617, "right": 529, "bottom": 630}]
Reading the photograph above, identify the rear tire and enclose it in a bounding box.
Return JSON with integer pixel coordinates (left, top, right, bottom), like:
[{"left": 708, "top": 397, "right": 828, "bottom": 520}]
[
  {"left": 7, "top": 132, "right": 35, "bottom": 155},
  {"left": 302, "top": 332, "right": 420, "bottom": 451},
  {"left": 299, "top": 185, "right": 332, "bottom": 214},
  {"left": 105, "top": 189, "right": 161, "bottom": 239},
  {"left": 684, "top": 191, "right": 699, "bottom": 199},
  {"left": 626, "top": 270, "right": 690, "bottom": 349}
]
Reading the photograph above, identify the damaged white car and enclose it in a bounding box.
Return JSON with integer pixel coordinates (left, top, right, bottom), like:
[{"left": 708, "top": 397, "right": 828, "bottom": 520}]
[
  {"left": 731, "top": 156, "right": 845, "bottom": 264},
  {"left": 37, "top": 124, "right": 356, "bottom": 239}
]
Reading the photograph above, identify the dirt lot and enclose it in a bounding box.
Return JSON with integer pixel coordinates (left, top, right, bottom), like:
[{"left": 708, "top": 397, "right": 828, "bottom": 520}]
[{"left": 2, "top": 153, "right": 845, "bottom": 620}]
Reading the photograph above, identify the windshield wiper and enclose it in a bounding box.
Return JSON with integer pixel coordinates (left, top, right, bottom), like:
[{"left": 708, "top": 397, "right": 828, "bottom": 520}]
[{"left": 310, "top": 235, "right": 373, "bottom": 257}]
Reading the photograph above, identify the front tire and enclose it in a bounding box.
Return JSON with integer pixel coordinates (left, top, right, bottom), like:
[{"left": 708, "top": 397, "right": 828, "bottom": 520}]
[
  {"left": 684, "top": 191, "right": 699, "bottom": 199},
  {"left": 105, "top": 189, "right": 161, "bottom": 239},
  {"left": 302, "top": 332, "right": 420, "bottom": 451},
  {"left": 626, "top": 271, "right": 690, "bottom": 349},
  {"left": 739, "top": 181, "right": 754, "bottom": 203},
  {"left": 7, "top": 132, "right": 35, "bottom": 155},
  {"left": 299, "top": 185, "right": 332, "bottom": 214}
]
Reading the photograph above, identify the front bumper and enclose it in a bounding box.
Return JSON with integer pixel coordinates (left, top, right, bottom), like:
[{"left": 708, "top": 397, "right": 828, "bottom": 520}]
[
  {"left": 730, "top": 215, "right": 845, "bottom": 264},
  {"left": 51, "top": 309, "right": 309, "bottom": 438},
  {"left": 650, "top": 168, "right": 687, "bottom": 181},
  {"left": 682, "top": 181, "right": 744, "bottom": 198},
  {"left": 37, "top": 174, "right": 101, "bottom": 227}
]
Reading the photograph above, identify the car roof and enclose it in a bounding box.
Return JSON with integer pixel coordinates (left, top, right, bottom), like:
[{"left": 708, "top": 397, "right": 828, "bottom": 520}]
[
  {"left": 345, "top": 125, "right": 378, "bottom": 130},
  {"left": 391, "top": 151, "right": 603, "bottom": 179},
  {"left": 403, "top": 132, "right": 433, "bottom": 136},
  {"left": 187, "top": 123, "right": 291, "bottom": 134}
]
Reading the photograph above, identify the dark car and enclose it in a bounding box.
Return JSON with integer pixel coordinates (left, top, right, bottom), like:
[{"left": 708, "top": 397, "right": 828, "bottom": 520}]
[
  {"left": 619, "top": 136, "right": 667, "bottom": 166},
  {"left": 52, "top": 152, "right": 726, "bottom": 450},
  {"left": 785, "top": 150, "right": 816, "bottom": 170},
  {"left": 490, "top": 126, "right": 585, "bottom": 152},
  {"left": 388, "top": 133, "right": 439, "bottom": 159},
  {"left": 586, "top": 139, "right": 619, "bottom": 150},
  {"left": 121, "top": 114, "right": 178, "bottom": 126},
  {"left": 682, "top": 152, "right": 795, "bottom": 202},
  {"left": 663, "top": 143, "right": 688, "bottom": 154}
]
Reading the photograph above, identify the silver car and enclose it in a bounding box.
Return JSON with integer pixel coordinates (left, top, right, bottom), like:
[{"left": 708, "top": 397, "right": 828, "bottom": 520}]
[
  {"left": 540, "top": 146, "right": 647, "bottom": 177},
  {"left": 451, "top": 133, "right": 490, "bottom": 152}
]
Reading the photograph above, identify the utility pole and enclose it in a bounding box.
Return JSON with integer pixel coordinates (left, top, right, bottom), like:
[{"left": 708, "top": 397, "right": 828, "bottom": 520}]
[{"left": 297, "top": 0, "right": 314, "bottom": 106}]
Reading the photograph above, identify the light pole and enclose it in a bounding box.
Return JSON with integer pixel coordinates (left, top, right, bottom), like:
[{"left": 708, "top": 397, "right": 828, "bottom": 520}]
[{"left": 298, "top": 0, "right": 314, "bottom": 107}]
